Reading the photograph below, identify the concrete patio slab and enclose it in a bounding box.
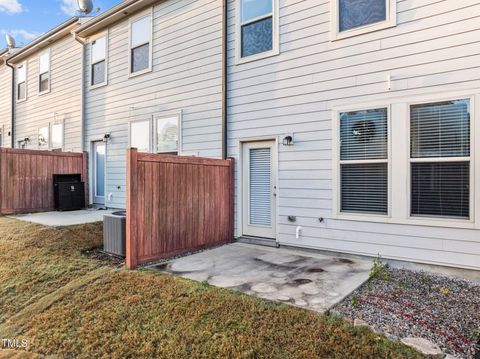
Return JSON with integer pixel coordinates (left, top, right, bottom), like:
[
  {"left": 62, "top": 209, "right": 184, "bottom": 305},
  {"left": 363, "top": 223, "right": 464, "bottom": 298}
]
[
  {"left": 151, "top": 243, "right": 373, "bottom": 313},
  {"left": 11, "top": 209, "right": 114, "bottom": 227}
]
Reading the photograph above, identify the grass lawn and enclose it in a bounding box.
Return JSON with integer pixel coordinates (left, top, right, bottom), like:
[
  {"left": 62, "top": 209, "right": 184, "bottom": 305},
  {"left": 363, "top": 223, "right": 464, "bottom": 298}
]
[{"left": 0, "top": 217, "right": 425, "bottom": 359}]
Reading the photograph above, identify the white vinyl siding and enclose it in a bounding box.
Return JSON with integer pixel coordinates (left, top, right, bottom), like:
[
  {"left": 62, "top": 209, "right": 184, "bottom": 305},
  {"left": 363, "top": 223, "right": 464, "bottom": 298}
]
[
  {"left": 84, "top": 0, "right": 223, "bottom": 209},
  {"left": 14, "top": 34, "right": 83, "bottom": 152},
  {"left": 227, "top": 0, "right": 480, "bottom": 270}
]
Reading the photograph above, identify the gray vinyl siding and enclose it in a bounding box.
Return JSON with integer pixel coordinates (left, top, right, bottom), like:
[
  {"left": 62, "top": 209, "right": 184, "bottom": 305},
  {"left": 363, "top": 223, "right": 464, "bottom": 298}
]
[
  {"left": 0, "top": 62, "right": 11, "bottom": 147},
  {"left": 83, "top": 0, "right": 223, "bottom": 209},
  {"left": 227, "top": 0, "right": 480, "bottom": 270},
  {"left": 14, "top": 34, "right": 83, "bottom": 152}
]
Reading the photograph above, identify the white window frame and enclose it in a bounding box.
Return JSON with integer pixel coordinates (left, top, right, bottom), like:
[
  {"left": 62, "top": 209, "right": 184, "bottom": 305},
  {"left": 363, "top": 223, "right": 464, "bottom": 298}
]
[
  {"left": 38, "top": 49, "right": 51, "bottom": 95},
  {"left": 129, "top": 118, "right": 153, "bottom": 153},
  {"left": 235, "top": 0, "right": 280, "bottom": 65},
  {"left": 154, "top": 110, "right": 182, "bottom": 154},
  {"left": 16, "top": 62, "right": 27, "bottom": 103},
  {"left": 51, "top": 122, "right": 64, "bottom": 151},
  {"left": 330, "top": 0, "right": 396, "bottom": 41},
  {"left": 332, "top": 90, "right": 478, "bottom": 229},
  {"left": 406, "top": 96, "right": 474, "bottom": 224},
  {"left": 37, "top": 125, "right": 50, "bottom": 150},
  {"left": 128, "top": 8, "right": 153, "bottom": 78},
  {"left": 89, "top": 31, "right": 108, "bottom": 89},
  {"left": 333, "top": 105, "right": 392, "bottom": 219},
  {"left": 0, "top": 125, "right": 3, "bottom": 147}
]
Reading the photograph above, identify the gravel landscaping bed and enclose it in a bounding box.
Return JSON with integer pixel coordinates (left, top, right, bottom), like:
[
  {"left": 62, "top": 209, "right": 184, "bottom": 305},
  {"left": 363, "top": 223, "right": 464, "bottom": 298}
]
[{"left": 334, "top": 265, "right": 480, "bottom": 358}]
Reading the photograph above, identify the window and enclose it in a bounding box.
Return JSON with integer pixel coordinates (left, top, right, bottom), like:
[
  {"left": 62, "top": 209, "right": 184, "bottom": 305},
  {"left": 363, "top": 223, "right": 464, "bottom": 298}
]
[
  {"left": 51, "top": 123, "right": 63, "bottom": 151},
  {"left": 155, "top": 116, "right": 179, "bottom": 153},
  {"left": 130, "top": 13, "right": 151, "bottom": 74},
  {"left": 91, "top": 35, "right": 107, "bottom": 87},
  {"left": 130, "top": 120, "right": 151, "bottom": 152},
  {"left": 410, "top": 99, "right": 470, "bottom": 219},
  {"left": 339, "top": 108, "right": 388, "bottom": 214},
  {"left": 332, "top": 0, "right": 396, "bottom": 39},
  {"left": 17, "top": 63, "right": 26, "bottom": 101},
  {"left": 238, "top": 0, "right": 278, "bottom": 61},
  {"left": 39, "top": 51, "right": 50, "bottom": 93},
  {"left": 38, "top": 126, "right": 49, "bottom": 149}
]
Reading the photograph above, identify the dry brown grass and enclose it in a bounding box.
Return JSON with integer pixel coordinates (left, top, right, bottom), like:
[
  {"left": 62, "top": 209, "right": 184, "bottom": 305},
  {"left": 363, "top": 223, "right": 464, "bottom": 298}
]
[{"left": 0, "top": 217, "right": 425, "bottom": 359}]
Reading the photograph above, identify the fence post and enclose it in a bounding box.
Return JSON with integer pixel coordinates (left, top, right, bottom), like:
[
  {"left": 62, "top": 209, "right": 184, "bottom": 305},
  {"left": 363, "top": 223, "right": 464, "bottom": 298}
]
[
  {"left": 126, "top": 148, "right": 138, "bottom": 269},
  {"left": 228, "top": 157, "right": 235, "bottom": 242}
]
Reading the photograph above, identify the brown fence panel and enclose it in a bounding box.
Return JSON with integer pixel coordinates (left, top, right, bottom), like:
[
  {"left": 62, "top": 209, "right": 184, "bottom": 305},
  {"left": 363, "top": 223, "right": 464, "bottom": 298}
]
[
  {"left": 126, "top": 148, "right": 235, "bottom": 269},
  {"left": 0, "top": 148, "right": 87, "bottom": 215}
]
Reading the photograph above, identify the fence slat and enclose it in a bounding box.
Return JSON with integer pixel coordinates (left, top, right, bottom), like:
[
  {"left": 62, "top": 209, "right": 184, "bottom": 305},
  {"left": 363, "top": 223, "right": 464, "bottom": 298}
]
[
  {"left": 126, "top": 148, "right": 235, "bottom": 269},
  {"left": 0, "top": 148, "right": 87, "bottom": 215}
]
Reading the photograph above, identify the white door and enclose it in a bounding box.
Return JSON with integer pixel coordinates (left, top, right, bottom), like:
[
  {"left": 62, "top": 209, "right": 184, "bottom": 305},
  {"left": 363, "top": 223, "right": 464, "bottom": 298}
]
[
  {"left": 242, "top": 141, "right": 276, "bottom": 239},
  {"left": 92, "top": 141, "right": 106, "bottom": 205}
]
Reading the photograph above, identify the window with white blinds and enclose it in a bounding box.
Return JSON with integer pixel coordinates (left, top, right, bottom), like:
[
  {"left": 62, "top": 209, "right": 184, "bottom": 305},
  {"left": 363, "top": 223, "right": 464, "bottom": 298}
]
[
  {"left": 249, "top": 148, "right": 272, "bottom": 226},
  {"left": 410, "top": 99, "right": 471, "bottom": 219},
  {"left": 340, "top": 108, "right": 388, "bottom": 214}
]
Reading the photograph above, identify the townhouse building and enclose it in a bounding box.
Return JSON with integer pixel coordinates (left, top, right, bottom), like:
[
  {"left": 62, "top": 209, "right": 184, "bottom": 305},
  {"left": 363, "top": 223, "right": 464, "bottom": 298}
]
[
  {"left": 6, "top": 18, "right": 86, "bottom": 152},
  {"left": 2, "top": 0, "right": 480, "bottom": 270}
]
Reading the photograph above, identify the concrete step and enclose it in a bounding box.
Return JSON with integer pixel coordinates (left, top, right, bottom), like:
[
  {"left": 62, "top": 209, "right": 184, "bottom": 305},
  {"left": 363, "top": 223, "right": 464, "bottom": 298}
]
[{"left": 237, "top": 236, "right": 279, "bottom": 248}]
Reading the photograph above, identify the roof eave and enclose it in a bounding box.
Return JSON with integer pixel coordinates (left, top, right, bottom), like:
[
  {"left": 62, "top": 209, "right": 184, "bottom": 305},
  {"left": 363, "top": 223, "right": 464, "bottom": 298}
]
[
  {"left": 7, "top": 17, "right": 80, "bottom": 64},
  {"left": 74, "top": 0, "right": 158, "bottom": 38}
]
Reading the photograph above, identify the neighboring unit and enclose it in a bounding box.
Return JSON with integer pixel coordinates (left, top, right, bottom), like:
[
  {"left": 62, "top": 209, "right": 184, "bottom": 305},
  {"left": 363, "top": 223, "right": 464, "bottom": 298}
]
[
  {"left": 226, "top": 0, "right": 480, "bottom": 270},
  {"left": 6, "top": 18, "right": 88, "bottom": 152},
  {"left": 73, "top": 0, "right": 223, "bottom": 208},
  {"left": 0, "top": 49, "right": 12, "bottom": 147}
]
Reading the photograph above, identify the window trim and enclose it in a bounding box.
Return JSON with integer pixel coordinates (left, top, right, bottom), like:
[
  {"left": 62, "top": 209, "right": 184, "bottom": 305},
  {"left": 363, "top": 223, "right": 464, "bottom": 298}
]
[
  {"left": 128, "top": 8, "right": 153, "bottom": 78},
  {"left": 154, "top": 110, "right": 182, "bottom": 154},
  {"left": 406, "top": 96, "right": 474, "bottom": 223},
  {"left": 235, "top": 0, "right": 280, "bottom": 65},
  {"left": 332, "top": 91, "right": 478, "bottom": 229},
  {"left": 330, "top": 0, "right": 397, "bottom": 41},
  {"left": 16, "top": 62, "right": 27, "bottom": 103},
  {"left": 129, "top": 118, "right": 153, "bottom": 153},
  {"left": 333, "top": 105, "right": 392, "bottom": 219},
  {"left": 51, "top": 121, "right": 64, "bottom": 151},
  {"left": 89, "top": 31, "right": 109, "bottom": 89},
  {"left": 38, "top": 49, "right": 51, "bottom": 95}
]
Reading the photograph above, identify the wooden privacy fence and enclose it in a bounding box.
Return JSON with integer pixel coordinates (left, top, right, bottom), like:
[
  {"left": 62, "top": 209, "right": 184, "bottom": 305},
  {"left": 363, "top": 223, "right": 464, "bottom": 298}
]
[
  {"left": 0, "top": 148, "right": 87, "bottom": 215},
  {"left": 126, "top": 148, "right": 235, "bottom": 269}
]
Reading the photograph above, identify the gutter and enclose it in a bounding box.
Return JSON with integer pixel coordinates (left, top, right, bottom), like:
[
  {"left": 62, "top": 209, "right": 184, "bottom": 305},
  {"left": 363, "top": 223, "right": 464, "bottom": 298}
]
[
  {"left": 5, "top": 60, "right": 15, "bottom": 148},
  {"left": 222, "top": 0, "right": 228, "bottom": 160},
  {"left": 72, "top": 33, "right": 86, "bottom": 152}
]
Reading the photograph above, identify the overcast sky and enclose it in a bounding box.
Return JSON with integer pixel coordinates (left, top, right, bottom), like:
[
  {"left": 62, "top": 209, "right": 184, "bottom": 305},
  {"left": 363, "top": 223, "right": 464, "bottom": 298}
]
[{"left": 0, "top": 0, "right": 121, "bottom": 48}]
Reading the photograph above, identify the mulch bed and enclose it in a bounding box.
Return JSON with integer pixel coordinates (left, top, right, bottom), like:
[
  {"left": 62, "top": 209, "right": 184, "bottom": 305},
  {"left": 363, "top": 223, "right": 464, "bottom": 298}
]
[{"left": 334, "top": 267, "right": 480, "bottom": 358}]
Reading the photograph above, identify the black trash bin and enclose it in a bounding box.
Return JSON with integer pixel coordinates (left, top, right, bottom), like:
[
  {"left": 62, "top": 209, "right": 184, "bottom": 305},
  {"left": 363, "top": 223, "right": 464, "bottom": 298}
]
[{"left": 53, "top": 174, "right": 85, "bottom": 211}]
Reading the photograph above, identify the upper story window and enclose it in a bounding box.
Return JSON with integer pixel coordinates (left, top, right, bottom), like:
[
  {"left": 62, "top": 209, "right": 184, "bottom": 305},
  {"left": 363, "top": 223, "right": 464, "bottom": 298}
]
[
  {"left": 17, "top": 63, "right": 27, "bottom": 101},
  {"left": 130, "top": 12, "right": 152, "bottom": 75},
  {"left": 332, "top": 0, "right": 396, "bottom": 40},
  {"left": 39, "top": 51, "right": 50, "bottom": 94},
  {"left": 237, "top": 0, "right": 278, "bottom": 62},
  {"left": 91, "top": 35, "right": 107, "bottom": 87},
  {"left": 339, "top": 108, "right": 389, "bottom": 214},
  {"left": 410, "top": 100, "right": 470, "bottom": 219}
]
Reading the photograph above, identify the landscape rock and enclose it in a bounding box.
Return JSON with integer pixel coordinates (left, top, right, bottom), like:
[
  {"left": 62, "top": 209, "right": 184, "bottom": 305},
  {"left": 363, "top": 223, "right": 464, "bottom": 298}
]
[{"left": 401, "top": 337, "right": 443, "bottom": 356}]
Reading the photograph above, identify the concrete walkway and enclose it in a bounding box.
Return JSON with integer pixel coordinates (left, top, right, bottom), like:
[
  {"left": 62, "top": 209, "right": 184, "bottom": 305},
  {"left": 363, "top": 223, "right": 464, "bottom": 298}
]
[
  {"left": 151, "top": 243, "right": 372, "bottom": 313},
  {"left": 12, "top": 209, "right": 113, "bottom": 227}
]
